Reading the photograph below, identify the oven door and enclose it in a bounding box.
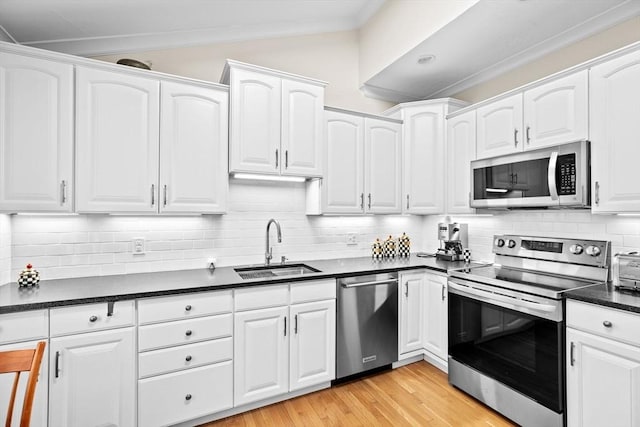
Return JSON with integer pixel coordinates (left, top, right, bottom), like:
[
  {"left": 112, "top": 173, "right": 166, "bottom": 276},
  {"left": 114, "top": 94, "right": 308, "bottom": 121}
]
[{"left": 448, "top": 279, "right": 564, "bottom": 414}]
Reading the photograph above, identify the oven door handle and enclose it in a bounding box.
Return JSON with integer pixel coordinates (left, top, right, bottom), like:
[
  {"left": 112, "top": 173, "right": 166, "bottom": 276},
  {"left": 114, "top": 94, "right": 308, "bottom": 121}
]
[
  {"left": 448, "top": 280, "right": 559, "bottom": 318},
  {"left": 548, "top": 151, "right": 559, "bottom": 201}
]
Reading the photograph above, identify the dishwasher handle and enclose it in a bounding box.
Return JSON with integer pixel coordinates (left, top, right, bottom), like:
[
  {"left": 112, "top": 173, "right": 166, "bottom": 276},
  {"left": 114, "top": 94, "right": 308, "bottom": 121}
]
[{"left": 341, "top": 279, "right": 398, "bottom": 288}]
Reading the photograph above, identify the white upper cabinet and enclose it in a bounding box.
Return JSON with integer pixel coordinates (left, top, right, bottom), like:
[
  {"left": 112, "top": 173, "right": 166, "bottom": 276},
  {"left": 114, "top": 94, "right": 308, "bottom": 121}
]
[
  {"left": 281, "top": 79, "right": 324, "bottom": 177},
  {"left": 159, "top": 81, "right": 228, "bottom": 214},
  {"left": 364, "top": 117, "right": 402, "bottom": 214},
  {"left": 76, "top": 66, "right": 160, "bottom": 214},
  {"left": 523, "top": 70, "right": 588, "bottom": 149},
  {"left": 476, "top": 93, "right": 523, "bottom": 159},
  {"left": 590, "top": 49, "right": 640, "bottom": 213},
  {"left": 322, "top": 110, "right": 365, "bottom": 214},
  {"left": 446, "top": 110, "right": 476, "bottom": 214},
  {"left": 476, "top": 71, "right": 588, "bottom": 160},
  {"left": 0, "top": 52, "right": 73, "bottom": 212},
  {"left": 224, "top": 60, "right": 326, "bottom": 178}
]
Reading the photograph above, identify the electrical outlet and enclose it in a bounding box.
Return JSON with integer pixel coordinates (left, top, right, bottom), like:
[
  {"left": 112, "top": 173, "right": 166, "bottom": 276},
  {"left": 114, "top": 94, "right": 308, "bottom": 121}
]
[
  {"left": 346, "top": 233, "right": 358, "bottom": 246},
  {"left": 133, "top": 238, "right": 145, "bottom": 255}
]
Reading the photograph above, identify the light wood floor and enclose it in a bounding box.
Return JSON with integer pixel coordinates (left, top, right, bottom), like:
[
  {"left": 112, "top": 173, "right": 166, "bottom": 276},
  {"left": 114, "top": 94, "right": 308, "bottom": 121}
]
[{"left": 201, "top": 361, "right": 517, "bottom": 426}]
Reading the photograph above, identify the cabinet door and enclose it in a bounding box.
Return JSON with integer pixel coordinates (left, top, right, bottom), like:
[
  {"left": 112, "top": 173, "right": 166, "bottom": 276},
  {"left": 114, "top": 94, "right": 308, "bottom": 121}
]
[
  {"left": 323, "top": 111, "right": 364, "bottom": 214},
  {"left": 0, "top": 52, "right": 73, "bottom": 212},
  {"left": 423, "top": 273, "right": 448, "bottom": 361},
  {"left": 281, "top": 79, "right": 324, "bottom": 177},
  {"left": 76, "top": 66, "right": 160, "bottom": 213},
  {"left": 49, "top": 327, "right": 136, "bottom": 427},
  {"left": 403, "top": 105, "right": 444, "bottom": 214},
  {"left": 590, "top": 49, "right": 640, "bottom": 213},
  {"left": 290, "top": 299, "right": 335, "bottom": 391},
  {"left": 446, "top": 110, "right": 476, "bottom": 214},
  {"left": 399, "top": 272, "right": 424, "bottom": 356},
  {"left": 476, "top": 93, "right": 523, "bottom": 159},
  {"left": 524, "top": 71, "right": 588, "bottom": 150},
  {"left": 364, "top": 118, "right": 402, "bottom": 213},
  {"left": 159, "top": 81, "right": 228, "bottom": 214},
  {"left": 566, "top": 328, "right": 640, "bottom": 427},
  {"left": 234, "top": 306, "right": 288, "bottom": 406},
  {"left": 229, "top": 68, "right": 281, "bottom": 174},
  {"left": 0, "top": 340, "right": 48, "bottom": 427}
]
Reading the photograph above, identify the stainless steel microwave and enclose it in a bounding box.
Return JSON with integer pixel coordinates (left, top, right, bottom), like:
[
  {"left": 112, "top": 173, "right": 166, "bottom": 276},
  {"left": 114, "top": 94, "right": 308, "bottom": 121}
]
[{"left": 470, "top": 140, "right": 590, "bottom": 209}]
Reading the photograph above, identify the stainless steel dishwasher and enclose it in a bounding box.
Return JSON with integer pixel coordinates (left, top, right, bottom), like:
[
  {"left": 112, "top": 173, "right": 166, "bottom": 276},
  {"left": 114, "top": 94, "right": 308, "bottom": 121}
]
[{"left": 336, "top": 272, "right": 398, "bottom": 379}]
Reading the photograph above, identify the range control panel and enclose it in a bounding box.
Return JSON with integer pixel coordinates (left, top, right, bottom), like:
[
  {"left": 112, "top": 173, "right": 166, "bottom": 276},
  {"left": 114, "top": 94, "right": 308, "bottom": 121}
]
[{"left": 493, "top": 235, "right": 611, "bottom": 268}]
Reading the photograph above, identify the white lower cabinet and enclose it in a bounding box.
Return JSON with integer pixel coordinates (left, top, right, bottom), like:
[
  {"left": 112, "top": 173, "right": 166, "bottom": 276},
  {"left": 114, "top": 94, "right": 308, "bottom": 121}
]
[
  {"left": 137, "top": 290, "right": 233, "bottom": 427},
  {"left": 49, "top": 327, "right": 136, "bottom": 427},
  {"left": 422, "top": 273, "right": 448, "bottom": 362},
  {"left": 234, "top": 281, "right": 336, "bottom": 407},
  {"left": 566, "top": 300, "right": 640, "bottom": 427},
  {"left": 399, "top": 271, "right": 424, "bottom": 357}
]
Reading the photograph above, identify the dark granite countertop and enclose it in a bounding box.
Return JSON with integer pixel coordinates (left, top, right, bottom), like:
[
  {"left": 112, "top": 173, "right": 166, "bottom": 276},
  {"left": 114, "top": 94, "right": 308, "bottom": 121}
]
[
  {"left": 0, "top": 254, "right": 472, "bottom": 314},
  {"left": 565, "top": 282, "right": 640, "bottom": 314}
]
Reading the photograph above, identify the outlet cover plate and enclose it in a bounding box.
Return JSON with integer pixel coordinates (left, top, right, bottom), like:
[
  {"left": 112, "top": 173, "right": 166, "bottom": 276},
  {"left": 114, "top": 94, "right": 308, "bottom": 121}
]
[
  {"left": 133, "top": 238, "right": 145, "bottom": 255},
  {"left": 346, "top": 233, "right": 358, "bottom": 246}
]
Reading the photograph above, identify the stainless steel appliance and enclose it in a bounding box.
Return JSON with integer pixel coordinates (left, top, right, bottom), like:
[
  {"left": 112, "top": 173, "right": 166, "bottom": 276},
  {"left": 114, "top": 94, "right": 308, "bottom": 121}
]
[
  {"left": 336, "top": 272, "right": 398, "bottom": 379},
  {"left": 470, "top": 140, "right": 590, "bottom": 209},
  {"left": 613, "top": 252, "right": 640, "bottom": 291},
  {"left": 448, "top": 234, "right": 610, "bottom": 427},
  {"left": 436, "top": 222, "right": 468, "bottom": 261}
]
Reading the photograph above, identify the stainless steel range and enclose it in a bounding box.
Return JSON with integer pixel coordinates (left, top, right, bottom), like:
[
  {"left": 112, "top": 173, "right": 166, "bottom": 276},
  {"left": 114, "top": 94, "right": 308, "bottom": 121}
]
[{"left": 447, "top": 235, "right": 611, "bottom": 427}]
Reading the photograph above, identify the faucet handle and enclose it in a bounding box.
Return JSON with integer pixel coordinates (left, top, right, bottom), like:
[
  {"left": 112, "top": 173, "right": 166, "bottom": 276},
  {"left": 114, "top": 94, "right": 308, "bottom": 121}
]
[{"left": 281, "top": 256, "right": 288, "bottom": 265}]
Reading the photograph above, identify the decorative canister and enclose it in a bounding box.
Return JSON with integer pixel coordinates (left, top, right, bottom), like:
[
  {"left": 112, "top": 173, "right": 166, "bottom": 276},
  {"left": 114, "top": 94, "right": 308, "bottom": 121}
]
[
  {"left": 463, "top": 249, "right": 472, "bottom": 264},
  {"left": 18, "top": 264, "right": 40, "bottom": 287},
  {"left": 383, "top": 235, "right": 396, "bottom": 258},
  {"left": 371, "top": 238, "right": 384, "bottom": 260},
  {"left": 397, "top": 232, "right": 411, "bottom": 257}
]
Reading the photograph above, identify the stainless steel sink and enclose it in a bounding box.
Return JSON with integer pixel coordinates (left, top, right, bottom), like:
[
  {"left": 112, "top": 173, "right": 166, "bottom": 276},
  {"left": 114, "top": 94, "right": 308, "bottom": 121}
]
[{"left": 234, "top": 264, "right": 320, "bottom": 280}]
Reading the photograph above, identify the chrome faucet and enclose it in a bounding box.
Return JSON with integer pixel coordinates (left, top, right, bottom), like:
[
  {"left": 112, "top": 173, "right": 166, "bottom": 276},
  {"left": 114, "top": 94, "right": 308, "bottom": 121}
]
[{"left": 265, "top": 218, "right": 282, "bottom": 265}]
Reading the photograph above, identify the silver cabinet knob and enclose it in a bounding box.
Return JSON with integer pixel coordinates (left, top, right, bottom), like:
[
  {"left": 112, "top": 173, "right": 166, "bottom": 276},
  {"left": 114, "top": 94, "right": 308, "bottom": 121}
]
[
  {"left": 603, "top": 320, "right": 612, "bottom": 328},
  {"left": 185, "top": 394, "right": 192, "bottom": 401},
  {"left": 185, "top": 355, "right": 192, "bottom": 362},
  {"left": 185, "top": 305, "right": 192, "bottom": 312},
  {"left": 89, "top": 315, "right": 98, "bottom": 322},
  {"left": 185, "top": 330, "right": 192, "bottom": 336}
]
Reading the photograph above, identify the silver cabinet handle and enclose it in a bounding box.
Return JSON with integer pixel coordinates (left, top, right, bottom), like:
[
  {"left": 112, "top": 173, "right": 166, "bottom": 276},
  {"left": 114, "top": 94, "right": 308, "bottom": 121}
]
[
  {"left": 570, "top": 342, "right": 575, "bottom": 366},
  {"left": 285, "top": 150, "right": 289, "bottom": 169},
  {"left": 284, "top": 316, "right": 287, "bottom": 337},
  {"left": 514, "top": 128, "right": 519, "bottom": 147},
  {"left": 406, "top": 194, "right": 410, "bottom": 210},
  {"left": 526, "top": 125, "right": 531, "bottom": 144},
  {"left": 294, "top": 314, "right": 298, "bottom": 334},
  {"left": 441, "top": 284, "right": 446, "bottom": 301},
  {"left": 404, "top": 282, "right": 409, "bottom": 297},
  {"left": 275, "top": 149, "right": 279, "bottom": 169},
  {"left": 60, "top": 180, "right": 67, "bottom": 205},
  {"left": 360, "top": 193, "right": 364, "bottom": 210},
  {"left": 55, "top": 351, "right": 61, "bottom": 378},
  {"left": 89, "top": 315, "right": 98, "bottom": 322},
  {"left": 151, "top": 184, "right": 155, "bottom": 206},
  {"left": 595, "top": 181, "right": 600, "bottom": 206},
  {"left": 603, "top": 320, "right": 612, "bottom": 328},
  {"left": 368, "top": 193, "right": 372, "bottom": 210},
  {"left": 163, "top": 185, "right": 167, "bottom": 207}
]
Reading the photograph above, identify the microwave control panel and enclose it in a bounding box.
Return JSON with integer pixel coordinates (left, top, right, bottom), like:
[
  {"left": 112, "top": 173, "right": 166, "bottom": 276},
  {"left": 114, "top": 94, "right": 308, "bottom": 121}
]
[{"left": 557, "top": 153, "right": 576, "bottom": 195}]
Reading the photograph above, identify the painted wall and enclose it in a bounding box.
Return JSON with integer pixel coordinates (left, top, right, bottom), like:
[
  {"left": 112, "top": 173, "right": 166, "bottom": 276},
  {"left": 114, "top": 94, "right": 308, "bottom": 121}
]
[
  {"left": 93, "top": 30, "right": 393, "bottom": 114},
  {"left": 358, "top": 0, "right": 478, "bottom": 84},
  {"left": 0, "top": 214, "right": 10, "bottom": 284},
  {"left": 452, "top": 15, "right": 640, "bottom": 104},
  {"left": 9, "top": 182, "right": 424, "bottom": 281}
]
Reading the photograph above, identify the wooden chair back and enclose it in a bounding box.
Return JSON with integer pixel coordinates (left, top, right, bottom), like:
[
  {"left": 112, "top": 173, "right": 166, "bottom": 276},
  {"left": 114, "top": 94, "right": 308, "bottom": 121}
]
[{"left": 0, "top": 341, "right": 46, "bottom": 427}]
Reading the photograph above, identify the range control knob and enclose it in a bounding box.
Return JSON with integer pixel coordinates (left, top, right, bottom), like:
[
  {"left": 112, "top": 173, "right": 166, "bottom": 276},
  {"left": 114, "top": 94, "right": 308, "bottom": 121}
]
[
  {"left": 495, "top": 238, "right": 505, "bottom": 248},
  {"left": 569, "top": 244, "right": 584, "bottom": 255},
  {"left": 507, "top": 239, "right": 517, "bottom": 249},
  {"left": 586, "top": 246, "right": 601, "bottom": 257}
]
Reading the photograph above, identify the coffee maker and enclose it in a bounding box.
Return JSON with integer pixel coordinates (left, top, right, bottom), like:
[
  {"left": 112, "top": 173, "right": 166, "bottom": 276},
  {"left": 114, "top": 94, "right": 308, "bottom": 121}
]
[{"left": 436, "top": 222, "right": 468, "bottom": 261}]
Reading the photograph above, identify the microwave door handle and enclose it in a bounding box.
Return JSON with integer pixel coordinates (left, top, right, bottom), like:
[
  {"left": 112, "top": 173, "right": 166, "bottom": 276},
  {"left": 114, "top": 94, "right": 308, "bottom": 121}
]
[{"left": 548, "top": 151, "right": 559, "bottom": 201}]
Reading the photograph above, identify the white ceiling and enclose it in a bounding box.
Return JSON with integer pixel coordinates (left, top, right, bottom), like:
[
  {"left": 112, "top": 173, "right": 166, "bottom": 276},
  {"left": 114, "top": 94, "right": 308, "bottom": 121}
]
[
  {"left": 0, "top": 0, "right": 385, "bottom": 56},
  {"left": 1, "top": 0, "right": 639, "bottom": 103}
]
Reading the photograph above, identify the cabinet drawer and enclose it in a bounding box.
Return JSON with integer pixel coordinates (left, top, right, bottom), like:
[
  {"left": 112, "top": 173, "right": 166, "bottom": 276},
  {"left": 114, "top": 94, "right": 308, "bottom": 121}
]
[
  {"left": 138, "top": 290, "right": 232, "bottom": 325},
  {"left": 235, "top": 284, "right": 288, "bottom": 311},
  {"left": 0, "top": 310, "right": 48, "bottom": 344},
  {"left": 290, "top": 279, "right": 336, "bottom": 304},
  {"left": 138, "top": 314, "right": 232, "bottom": 351},
  {"left": 138, "top": 361, "right": 233, "bottom": 427},
  {"left": 139, "top": 337, "right": 232, "bottom": 378},
  {"left": 567, "top": 300, "right": 640, "bottom": 346},
  {"left": 50, "top": 301, "right": 134, "bottom": 337}
]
